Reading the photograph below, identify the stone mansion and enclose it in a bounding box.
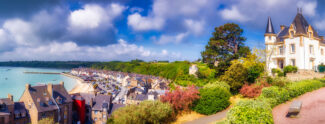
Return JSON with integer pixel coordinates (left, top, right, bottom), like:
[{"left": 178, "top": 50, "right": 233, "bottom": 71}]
[{"left": 265, "top": 9, "right": 325, "bottom": 73}]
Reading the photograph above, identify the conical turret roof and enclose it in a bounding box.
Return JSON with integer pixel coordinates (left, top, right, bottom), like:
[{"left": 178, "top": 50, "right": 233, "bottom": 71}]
[{"left": 265, "top": 17, "right": 275, "bottom": 34}]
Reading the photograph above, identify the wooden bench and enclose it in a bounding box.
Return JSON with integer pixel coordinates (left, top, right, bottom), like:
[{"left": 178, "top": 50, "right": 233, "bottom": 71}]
[{"left": 286, "top": 101, "right": 302, "bottom": 118}]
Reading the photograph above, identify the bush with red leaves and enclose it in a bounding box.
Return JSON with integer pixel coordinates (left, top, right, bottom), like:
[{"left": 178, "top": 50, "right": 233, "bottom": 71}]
[
  {"left": 160, "top": 85, "right": 200, "bottom": 112},
  {"left": 240, "top": 82, "right": 270, "bottom": 98}
]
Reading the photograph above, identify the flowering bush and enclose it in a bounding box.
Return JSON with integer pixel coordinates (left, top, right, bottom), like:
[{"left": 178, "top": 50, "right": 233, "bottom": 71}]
[
  {"left": 240, "top": 82, "right": 270, "bottom": 98},
  {"left": 160, "top": 85, "right": 200, "bottom": 112}
]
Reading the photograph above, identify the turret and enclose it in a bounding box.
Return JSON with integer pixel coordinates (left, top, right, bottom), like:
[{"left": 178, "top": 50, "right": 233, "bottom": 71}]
[{"left": 265, "top": 17, "right": 276, "bottom": 44}]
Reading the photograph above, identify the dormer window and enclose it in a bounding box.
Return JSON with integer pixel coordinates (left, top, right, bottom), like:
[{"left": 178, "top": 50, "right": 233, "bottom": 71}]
[
  {"left": 0, "top": 104, "right": 6, "bottom": 111},
  {"left": 321, "top": 49, "right": 324, "bottom": 55},
  {"left": 56, "top": 97, "right": 63, "bottom": 104},
  {"left": 268, "top": 36, "right": 271, "bottom": 40}
]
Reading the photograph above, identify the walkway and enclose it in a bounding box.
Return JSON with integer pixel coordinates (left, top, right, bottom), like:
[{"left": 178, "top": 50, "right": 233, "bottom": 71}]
[
  {"left": 184, "top": 108, "right": 229, "bottom": 124},
  {"left": 273, "top": 87, "right": 325, "bottom": 124}
]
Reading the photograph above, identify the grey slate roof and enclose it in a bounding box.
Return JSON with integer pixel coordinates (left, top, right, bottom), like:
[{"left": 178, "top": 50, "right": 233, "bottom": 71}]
[
  {"left": 14, "top": 102, "right": 27, "bottom": 114},
  {"left": 92, "top": 94, "right": 112, "bottom": 111},
  {"left": 265, "top": 17, "right": 275, "bottom": 34},
  {"left": 27, "top": 84, "right": 72, "bottom": 112}
]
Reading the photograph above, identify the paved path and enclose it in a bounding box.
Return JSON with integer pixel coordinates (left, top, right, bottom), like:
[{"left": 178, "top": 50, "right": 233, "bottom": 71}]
[
  {"left": 273, "top": 87, "right": 325, "bottom": 124},
  {"left": 184, "top": 108, "right": 230, "bottom": 124}
]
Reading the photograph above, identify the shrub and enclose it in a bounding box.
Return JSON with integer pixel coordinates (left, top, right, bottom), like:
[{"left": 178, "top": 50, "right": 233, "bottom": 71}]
[
  {"left": 240, "top": 82, "right": 270, "bottom": 98},
  {"left": 221, "top": 63, "right": 248, "bottom": 93},
  {"left": 247, "top": 64, "right": 265, "bottom": 83},
  {"left": 38, "top": 117, "right": 58, "bottom": 124},
  {"left": 192, "top": 86, "right": 231, "bottom": 115},
  {"left": 259, "top": 79, "right": 323, "bottom": 107},
  {"left": 227, "top": 100, "right": 273, "bottom": 124},
  {"left": 258, "top": 86, "right": 290, "bottom": 107},
  {"left": 318, "top": 64, "right": 325, "bottom": 73},
  {"left": 160, "top": 85, "right": 200, "bottom": 112},
  {"left": 283, "top": 65, "right": 298, "bottom": 75},
  {"left": 113, "top": 101, "right": 173, "bottom": 124},
  {"left": 271, "top": 77, "right": 289, "bottom": 87},
  {"left": 271, "top": 68, "right": 284, "bottom": 77},
  {"left": 203, "top": 81, "right": 230, "bottom": 91},
  {"left": 286, "top": 79, "right": 323, "bottom": 98}
]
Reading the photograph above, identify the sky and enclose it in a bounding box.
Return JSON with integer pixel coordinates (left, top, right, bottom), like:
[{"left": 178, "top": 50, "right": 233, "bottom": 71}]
[{"left": 0, "top": 0, "right": 323, "bottom": 61}]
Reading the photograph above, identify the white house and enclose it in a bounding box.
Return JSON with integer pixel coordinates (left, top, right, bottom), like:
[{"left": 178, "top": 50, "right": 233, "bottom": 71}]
[{"left": 265, "top": 9, "right": 325, "bottom": 73}]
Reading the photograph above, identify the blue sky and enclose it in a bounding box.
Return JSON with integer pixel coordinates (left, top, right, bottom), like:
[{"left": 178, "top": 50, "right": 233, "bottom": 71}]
[{"left": 0, "top": 0, "right": 322, "bottom": 61}]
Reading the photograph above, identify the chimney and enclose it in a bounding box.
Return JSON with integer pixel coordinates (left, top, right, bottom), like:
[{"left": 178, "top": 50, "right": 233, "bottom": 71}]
[
  {"left": 48, "top": 83, "right": 53, "bottom": 97},
  {"left": 90, "top": 98, "right": 93, "bottom": 108},
  {"left": 25, "top": 84, "right": 30, "bottom": 90},
  {"left": 60, "top": 81, "right": 64, "bottom": 86},
  {"left": 8, "top": 94, "right": 13, "bottom": 102},
  {"left": 280, "top": 25, "right": 285, "bottom": 30}
]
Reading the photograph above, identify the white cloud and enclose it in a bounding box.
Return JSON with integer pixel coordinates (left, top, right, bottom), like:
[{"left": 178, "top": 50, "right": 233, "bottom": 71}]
[
  {"left": 127, "top": 0, "right": 216, "bottom": 32},
  {"left": 69, "top": 4, "right": 125, "bottom": 30},
  {"left": 155, "top": 32, "right": 189, "bottom": 45},
  {"left": 315, "top": 19, "right": 325, "bottom": 30},
  {"left": 0, "top": 39, "right": 182, "bottom": 61},
  {"left": 127, "top": 13, "right": 165, "bottom": 31},
  {"left": 220, "top": 6, "right": 249, "bottom": 22},
  {"left": 185, "top": 19, "right": 205, "bottom": 35},
  {"left": 297, "top": 1, "right": 317, "bottom": 17},
  {"left": 3, "top": 19, "right": 39, "bottom": 46}
]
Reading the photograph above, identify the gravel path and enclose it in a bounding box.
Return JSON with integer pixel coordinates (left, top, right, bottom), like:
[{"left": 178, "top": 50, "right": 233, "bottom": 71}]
[
  {"left": 184, "top": 108, "right": 229, "bottom": 124},
  {"left": 273, "top": 87, "right": 325, "bottom": 124}
]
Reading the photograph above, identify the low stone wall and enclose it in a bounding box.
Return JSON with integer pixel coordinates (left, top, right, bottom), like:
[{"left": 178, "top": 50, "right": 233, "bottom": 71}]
[{"left": 286, "top": 70, "right": 325, "bottom": 81}]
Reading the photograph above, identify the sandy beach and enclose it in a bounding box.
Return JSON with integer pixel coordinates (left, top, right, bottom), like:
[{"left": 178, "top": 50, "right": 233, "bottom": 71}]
[{"left": 61, "top": 73, "right": 95, "bottom": 94}]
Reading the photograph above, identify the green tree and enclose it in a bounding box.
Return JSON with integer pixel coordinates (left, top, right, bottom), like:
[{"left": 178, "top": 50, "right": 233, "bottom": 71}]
[
  {"left": 201, "top": 23, "right": 250, "bottom": 76},
  {"left": 220, "top": 62, "right": 248, "bottom": 93}
]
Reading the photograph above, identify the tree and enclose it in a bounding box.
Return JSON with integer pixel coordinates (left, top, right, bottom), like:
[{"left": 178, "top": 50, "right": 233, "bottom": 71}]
[
  {"left": 201, "top": 23, "right": 250, "bottom": 76},
  {"left": 160, "top": 85, "right": 200, "bottom": 112},
  {"left": 112, "top": 101, "right": 173, "bottom": 124},
  {"left": 220, "top": 62, "right": 248, "bottom": 93}
]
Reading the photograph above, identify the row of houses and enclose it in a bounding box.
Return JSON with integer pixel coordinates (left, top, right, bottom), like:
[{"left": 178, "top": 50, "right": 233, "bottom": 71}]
[
  {"left": 0, "top": 82, "right": 122, "bottom": 124},
  {"left": 71, "top": 68, "right": 170, "bottom": 90}
]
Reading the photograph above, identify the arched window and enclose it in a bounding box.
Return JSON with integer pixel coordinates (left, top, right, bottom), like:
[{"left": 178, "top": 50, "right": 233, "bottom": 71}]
[{"left": 290, "top": 31, "right": 294, "bottom": 38}]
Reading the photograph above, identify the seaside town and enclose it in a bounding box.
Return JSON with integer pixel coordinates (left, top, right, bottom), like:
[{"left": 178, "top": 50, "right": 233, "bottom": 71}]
[
  {"left": 0, "top": 67, "right": 171, "bottom": 124},
  {"left": 2, "top": 0, "right": 325, "bottom": 124}
]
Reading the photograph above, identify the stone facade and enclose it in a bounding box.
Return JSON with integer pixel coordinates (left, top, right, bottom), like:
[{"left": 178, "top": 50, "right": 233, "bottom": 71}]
[{"left": 19, "top": 82, "right": 73, "bottom": 124}]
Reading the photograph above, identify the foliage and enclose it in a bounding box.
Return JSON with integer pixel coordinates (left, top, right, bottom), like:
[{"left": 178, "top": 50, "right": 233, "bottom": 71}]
[
  {"left": 112, "top": 101, "right": 173, "bottom": 124},
  {"left": 201, "top": 23, "right": 250, "bottom": 76},
  {"left": 283, "top": 65, "right": 298, "bottom": 75},
  {"left": 38, "top": 117, "right": 58, "bottom": 124},
  {"left": 197, "top": 64, "right": 216, "bottom": 79},
  {"left": 259, "top": 79, "right": 323, "bottom": 107},
  {"left": 240, "top": 82, "right": 270, "bottom": 98},
  {"left": 318, "top": 64, "right": 325, "bottom": 73},
  {"left": 227, "top": 100, "right": 273, "bottom": 124},
  {"left": 203, "top": 81, "right": 230, "bottom": 91},
  {"left": 192, "top": 86, "right": 231, "bottom": 115},
  {"left": 247, "top": 64, "right": 265, "bottom": 83},
  {"left": 92, "top": 61, "right": 191, "bottom": 80},
  {"left": 220, "top": 62, "right": 248, "bottom": 93},
  {"left": 160, "top": 85, "right": 200, "bottom": 112},
  {"left": 271, "top": 68, "right": 284, "bottom": 77},
  {"left": 270, "top": 77, "right": 289, "bottom": 87}
]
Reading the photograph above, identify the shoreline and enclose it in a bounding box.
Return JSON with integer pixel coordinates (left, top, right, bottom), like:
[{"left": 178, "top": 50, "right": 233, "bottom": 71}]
[{"left": 61, "top": 73, "right": 95, "bottom": 94}]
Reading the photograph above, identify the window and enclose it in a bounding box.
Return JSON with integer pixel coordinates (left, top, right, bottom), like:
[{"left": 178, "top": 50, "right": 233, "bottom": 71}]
[
  {"left": 309, "top": 32, "right": 312, "bottom": 38},
  {"left": 321, "top": 49, "right": 324, "bottom": 55},
  {"left": 278, "top": 46, "right": 284, "bottom": 55},
  {"left": 290, "top": 31, "right": 294, "bottom": 38},
  {"left": 290, "top": 44, "right": 295, "bottom": 53},
  {"left": 94, "top": 111, "right": 98, "bottom": 115},
  {"left": 291, "top": 59, "right": 296, "bottom": 66},
  {"left": 94, "top": 117, "right": 97, "bottom": 121},
  {"left": 268, "top": 36, "right": 271, "bottom": 40},
  {"left": 309, "top": 45, "right": 314, "bottom": 54}
]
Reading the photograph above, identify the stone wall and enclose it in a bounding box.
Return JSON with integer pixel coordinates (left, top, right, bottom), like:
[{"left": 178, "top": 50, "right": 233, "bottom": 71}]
[{"left": 286, "top": 70, "right": 325, "bottom": 81}]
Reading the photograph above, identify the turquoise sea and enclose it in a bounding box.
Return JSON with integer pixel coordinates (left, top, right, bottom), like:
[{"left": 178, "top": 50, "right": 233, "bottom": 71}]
[{"left": 0, "top": 67, "right": 77, "bottom": 101}]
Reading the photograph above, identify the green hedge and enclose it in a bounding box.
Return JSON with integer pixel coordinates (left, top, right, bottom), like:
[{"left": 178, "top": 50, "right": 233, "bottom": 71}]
[
  {"left": 192, "top": 86, "right": 231, "bottom": 115},
  {"left": 227, "top": 100, "right": 273, "bottom": 124},
  {"left": 259, "top": 79, "right": 323, "bottom": 107}
]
